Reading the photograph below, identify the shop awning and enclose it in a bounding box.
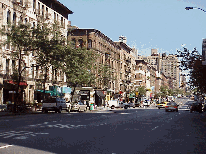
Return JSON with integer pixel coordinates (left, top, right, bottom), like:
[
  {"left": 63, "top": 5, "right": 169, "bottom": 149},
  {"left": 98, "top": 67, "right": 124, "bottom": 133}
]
[
  {"left": 5, "top": 80, "right": 27, "bottom": 86},
  {"left": 95, "top": 90, "right": 105, "bottom": 98},
  {"left": 129, "top": 93, "right": 136, "bottom": 98}
]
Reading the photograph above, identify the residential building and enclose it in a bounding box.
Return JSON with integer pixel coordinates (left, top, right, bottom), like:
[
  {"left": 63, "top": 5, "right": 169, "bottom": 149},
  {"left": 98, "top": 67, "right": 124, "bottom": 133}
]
[
  {"left": 161, "top": 53, "right": 180, "bottom": 89},
  {"left": 0, "top": 0, "right": 73, "bottom": 105}
]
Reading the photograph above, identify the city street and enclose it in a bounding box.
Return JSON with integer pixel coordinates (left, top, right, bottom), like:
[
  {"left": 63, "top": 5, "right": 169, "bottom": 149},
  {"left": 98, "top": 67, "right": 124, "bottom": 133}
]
[{"left": 0, "top": 100, "right": 205, "bottom": 154}]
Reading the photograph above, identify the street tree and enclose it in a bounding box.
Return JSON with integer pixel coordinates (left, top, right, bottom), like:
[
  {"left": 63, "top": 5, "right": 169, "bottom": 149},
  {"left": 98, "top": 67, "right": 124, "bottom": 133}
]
[
  {"left": 0, "top": 23, "right": 35, "bottom": 112},
  {"left": 97, "top": 63, "right": 116, "bottom": 91},
  {"left": 137, "top": 86, "right": 146, "bottom": 98},
  {"left": 32, "top": 22, "right": 66, "bottom": 97},
  {"left": 177, "top": 47, "right": 206, "bottom": 95},
  {"left": 62, "top": 46, "right": 97, "bottom": 102}
]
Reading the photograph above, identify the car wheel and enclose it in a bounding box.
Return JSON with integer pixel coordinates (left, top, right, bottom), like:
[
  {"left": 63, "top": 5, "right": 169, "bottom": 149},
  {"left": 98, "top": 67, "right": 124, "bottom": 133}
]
[{"left": 158, "top": 107, "right": 160, "bottom": 109}]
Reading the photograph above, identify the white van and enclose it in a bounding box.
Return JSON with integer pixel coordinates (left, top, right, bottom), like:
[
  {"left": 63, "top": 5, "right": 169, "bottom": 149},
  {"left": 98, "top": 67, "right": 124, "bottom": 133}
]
[{"left": 42, "top": 97, "right": 71, "bottom": 113}]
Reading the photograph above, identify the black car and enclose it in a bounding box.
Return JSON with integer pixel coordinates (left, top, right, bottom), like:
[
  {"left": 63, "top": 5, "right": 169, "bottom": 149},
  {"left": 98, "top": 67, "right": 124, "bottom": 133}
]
[
  {"left": 135, "top": 102, "right": 141, "bottom": 107},
  {"left": 190, "top": 102, "right": 202, "bottom": 113}
]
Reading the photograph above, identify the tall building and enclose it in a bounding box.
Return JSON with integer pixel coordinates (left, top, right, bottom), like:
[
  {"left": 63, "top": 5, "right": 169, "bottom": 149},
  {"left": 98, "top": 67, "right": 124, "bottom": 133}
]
[
  {"left": 202, "top": 39, "right": 206, "bottom": 65},
  {"left": 161, "top": 53, "right": 180, "bottom": 89}
]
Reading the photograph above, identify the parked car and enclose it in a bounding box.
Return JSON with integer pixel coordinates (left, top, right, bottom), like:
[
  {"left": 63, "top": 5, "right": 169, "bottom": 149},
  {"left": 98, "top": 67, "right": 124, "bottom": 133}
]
[
  {"left": 71, "top": 101, "right": 87, "bottom": 112},
  {"left": 143, "top": 100, "right": 150, "bottom": 107},
  {"left": 128, "top": 102, "right": 135, "bottom": 108},
  {"left": 165, "top": 102, "right": 179, "bottom": 112},
  {"left": 42, "top": 97, "right": 71, "bottom": 113},
  {"left": 203, "top": 103, "right": 206, "bottom": 112},
  {"left": 156, "top": 101, "right": 169, "bottom": 109},
  {"left": 135, "top": 102, "right": 141, "bottom": 107},
  {"left": 190, "top": 102, "right": 202, "bottom": 113},
  {"left": 185, "top": 100, "right": 196, "bottom": 109}
]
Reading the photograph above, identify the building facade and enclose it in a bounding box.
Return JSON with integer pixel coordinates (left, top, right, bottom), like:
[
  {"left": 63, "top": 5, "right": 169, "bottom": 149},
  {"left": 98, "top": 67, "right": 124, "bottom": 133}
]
[{"left": 0, "top": 0, "right": 73, "bottom": 105}]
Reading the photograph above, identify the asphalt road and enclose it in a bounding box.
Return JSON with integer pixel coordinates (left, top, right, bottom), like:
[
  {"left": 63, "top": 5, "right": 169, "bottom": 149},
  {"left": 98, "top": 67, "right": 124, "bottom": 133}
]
[{"left": 0, "top": 100, "right": 205, "bottom": 154}]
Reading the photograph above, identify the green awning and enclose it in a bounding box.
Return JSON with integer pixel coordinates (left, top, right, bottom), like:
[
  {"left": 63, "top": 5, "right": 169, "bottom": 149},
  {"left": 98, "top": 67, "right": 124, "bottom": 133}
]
[{"left": 129, "top": 93, "right": 136, "bottom": 98}]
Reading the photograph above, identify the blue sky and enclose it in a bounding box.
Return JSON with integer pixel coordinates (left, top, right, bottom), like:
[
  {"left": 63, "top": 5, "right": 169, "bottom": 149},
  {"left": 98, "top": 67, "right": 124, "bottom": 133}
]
[{"left": 60, "top": 0, "right": 206, "bottom": 56}]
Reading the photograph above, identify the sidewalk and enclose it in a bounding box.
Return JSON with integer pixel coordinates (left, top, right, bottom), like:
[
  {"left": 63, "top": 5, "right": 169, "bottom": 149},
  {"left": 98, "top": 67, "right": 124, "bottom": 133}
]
[
  {"left": 0, "top": 110, "right": 43, "bottom": 117},
  {"left": 0, "top": 106, "right": 112, "bottom": 117}
]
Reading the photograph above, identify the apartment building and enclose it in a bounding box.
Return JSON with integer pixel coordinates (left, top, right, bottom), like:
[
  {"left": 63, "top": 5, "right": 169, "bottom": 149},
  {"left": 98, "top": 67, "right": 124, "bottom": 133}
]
[
  {"left": 114, "top": 36, "right": 136, "bottom": 98},
  {"left": 0, "top": 0, "right": 73, "bottom": 105},
  {"left": 161, "top": 53, "right": 180, "bottom": 89},
  {"left": 139, "top": 49, "right": 180, "bottom": 90}
]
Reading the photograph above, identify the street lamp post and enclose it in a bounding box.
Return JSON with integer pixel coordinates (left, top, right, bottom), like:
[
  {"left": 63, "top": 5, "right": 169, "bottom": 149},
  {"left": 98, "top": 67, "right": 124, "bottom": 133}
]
[{"left": 185, "top": 7, "right": 206, "bottom": 65}]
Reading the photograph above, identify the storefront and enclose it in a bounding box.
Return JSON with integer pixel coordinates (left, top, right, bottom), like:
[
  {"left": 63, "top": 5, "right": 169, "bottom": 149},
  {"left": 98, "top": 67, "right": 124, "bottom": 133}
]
[
  {"left": 95, "top": 90, "right": 105, "bottom": 106},
  {"left": 3, "top": 80, "right": 27, "bottom": 104}
]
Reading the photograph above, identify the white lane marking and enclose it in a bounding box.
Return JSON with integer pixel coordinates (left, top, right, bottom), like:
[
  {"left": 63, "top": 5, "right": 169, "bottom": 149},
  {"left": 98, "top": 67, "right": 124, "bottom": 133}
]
[
  {"left": 0, "top": 145, "right": 13, "bottom": 149},
  {"left": 151, "top": 126, "right": 159, "bottom": 131},
  {"left": 119, "top": 113, "right": 131, "bottom": 114}
]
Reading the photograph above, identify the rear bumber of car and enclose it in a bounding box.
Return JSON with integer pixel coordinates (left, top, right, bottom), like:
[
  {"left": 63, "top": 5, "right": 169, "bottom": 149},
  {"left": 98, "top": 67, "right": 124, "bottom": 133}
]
[
  {"left": 157, "top": 104, "right": 165, "bottom": 108},
  {"left": 165, "top": 106, "right": 178, "bottom": 112}
]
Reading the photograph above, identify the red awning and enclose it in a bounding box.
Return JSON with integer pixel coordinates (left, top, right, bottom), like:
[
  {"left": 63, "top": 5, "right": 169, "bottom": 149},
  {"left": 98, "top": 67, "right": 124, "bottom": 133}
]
[{"left": 6, "top": 80, "right": 27, "bottom": 86}]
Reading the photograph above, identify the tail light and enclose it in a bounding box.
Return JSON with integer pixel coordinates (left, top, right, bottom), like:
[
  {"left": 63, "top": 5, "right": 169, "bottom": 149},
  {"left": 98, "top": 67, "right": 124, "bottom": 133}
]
[
  {"left": 165, "top": 106, "right": 168, "bottom": 108},
  {"left": 174, "top": 106, "right": 177, "bottom": 108}
]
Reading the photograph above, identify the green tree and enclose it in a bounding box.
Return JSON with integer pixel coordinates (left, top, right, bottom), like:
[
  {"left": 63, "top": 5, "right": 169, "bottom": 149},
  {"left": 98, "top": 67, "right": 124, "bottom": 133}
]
[
  {"left": 62, "top": 46, "right": 97, "bottom": 102},
  {"left": 137, "top": 86, "right": 146, "bottom": 97},
  {"left": 0, "top": 23, "right": 35, "bottom": 112},
  {"left": 32, "top": 22, "right": 66, "bottom": 97},
  {"left": 159, "top": 85, "right": 168, "bottom": 98},
  {"left": 97, "top": 63, "right": 116, "bottom": 90},
  {"left": 177, "top": 47, "right": 206, "bottom": 95}
]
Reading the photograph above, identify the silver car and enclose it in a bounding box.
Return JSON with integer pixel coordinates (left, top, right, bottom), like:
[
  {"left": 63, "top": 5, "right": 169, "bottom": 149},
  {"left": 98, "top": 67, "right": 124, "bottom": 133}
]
[{"left": 71, "top": 101, "right": 87, "bottom": 112}]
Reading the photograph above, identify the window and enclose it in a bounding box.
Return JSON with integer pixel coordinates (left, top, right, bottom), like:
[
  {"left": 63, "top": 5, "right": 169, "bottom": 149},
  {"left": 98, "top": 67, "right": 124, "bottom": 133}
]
[
  {"left": 61, "top": 17, "right": 63, "bottom": 26},
  {"left": 88, "top": 39, "right": 92, "bottom": 48},
  {"left": 42, "top": 5, "right": 44, "bottom": 17},
  {"left": 54, "top": 12, "right": 56, "bottom": 21},
  {"left": 12, "top": 60, "right": 15, "bottom": 74},
  {"left": 6, "top": 59, "right": 9, "bottom": 75},
  {"left": 46, "top": 7, "right": 48, "bottom": 19},
  {"left": 7, "top": 11, "right": 11, "bottom": 24},
  {"left": 13, "top": 12, "right": 16, "bottom": 25},
  {"left": 38, "top": 2, "right": 40, "bottom": 15},
  {"left": 78, "top": 39, "right": 83, "bottom": 48},
  {"left": 33, "top": 0, "right": 36, "bottom": 10}
]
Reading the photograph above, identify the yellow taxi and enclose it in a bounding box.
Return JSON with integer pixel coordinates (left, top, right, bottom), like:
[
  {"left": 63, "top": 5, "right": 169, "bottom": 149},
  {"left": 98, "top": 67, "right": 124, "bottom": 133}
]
[{"left": 156, "top": 101, "right": 170, "bottom": 109}]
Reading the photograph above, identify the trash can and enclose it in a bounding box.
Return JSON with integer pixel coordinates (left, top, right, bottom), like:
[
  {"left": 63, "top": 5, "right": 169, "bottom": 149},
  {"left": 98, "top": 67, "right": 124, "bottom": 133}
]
[{"left": 90, "top": 103, "right": 94, "bottom": 110}]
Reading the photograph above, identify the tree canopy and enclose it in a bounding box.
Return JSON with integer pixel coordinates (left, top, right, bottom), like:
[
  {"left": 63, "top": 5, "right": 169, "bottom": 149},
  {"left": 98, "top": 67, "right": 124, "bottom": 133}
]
[{"left": 177, "top": 47, "right": 206, "bottom": 94}]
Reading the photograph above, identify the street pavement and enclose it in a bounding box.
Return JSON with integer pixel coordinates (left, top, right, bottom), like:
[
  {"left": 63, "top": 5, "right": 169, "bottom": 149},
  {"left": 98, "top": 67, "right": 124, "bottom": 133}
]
[{"left": 0, "top": 98, "right": 205, "bottom": 154}]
